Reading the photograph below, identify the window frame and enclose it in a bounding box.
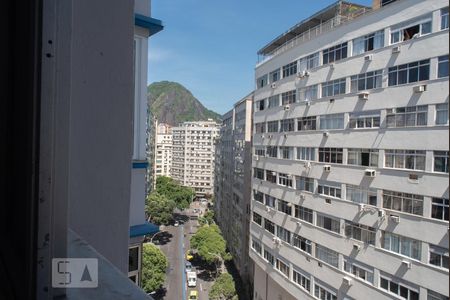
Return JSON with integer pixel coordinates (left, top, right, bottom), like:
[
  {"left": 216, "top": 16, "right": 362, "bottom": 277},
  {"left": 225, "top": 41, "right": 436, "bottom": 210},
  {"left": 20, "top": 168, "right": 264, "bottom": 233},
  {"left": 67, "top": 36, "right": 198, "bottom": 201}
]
[
  {"left": 388, "top": 60, "right": 430, "bottom": 86},
  {"left": 322, "top": 42, "right": 348, "bottom": 65},
  {"left": 382, "top": 189, "right": 424, "bottom": 216},
  {"left": 382, "top": 231, "right": 422, "bottom": 260}
]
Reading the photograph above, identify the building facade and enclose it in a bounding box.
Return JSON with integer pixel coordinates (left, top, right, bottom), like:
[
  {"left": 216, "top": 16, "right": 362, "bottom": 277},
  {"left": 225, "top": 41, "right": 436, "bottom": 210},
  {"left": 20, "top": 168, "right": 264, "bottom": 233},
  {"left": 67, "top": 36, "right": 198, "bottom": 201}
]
[
  {"left": 250, "top": 1, "right": 449, "bottom": 300},
  {"left": 154, "top": 122, "right": 173, "bottom": 183},
  {"left": 172, "top": 120, "right": 220, "bottom": 197},
  {"left": 215, "top": 94, "right": 254, "bottom": 297}
]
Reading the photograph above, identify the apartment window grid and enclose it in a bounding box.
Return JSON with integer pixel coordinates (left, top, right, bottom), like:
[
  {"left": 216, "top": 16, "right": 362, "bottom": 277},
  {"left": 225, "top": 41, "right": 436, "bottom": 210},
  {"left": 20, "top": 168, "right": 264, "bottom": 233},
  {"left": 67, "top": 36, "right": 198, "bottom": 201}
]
[
  {"left": 254, "top": 147, "right": 265, "bottom": 157},
  {"left": 280, "top": 146, "right": 293, "bottom": 160},
  {"left": 319, "top": 147, "right": 343, "bottom": 164},
  {"left": 384, "top": 149, "right": 426, "bottom": 171},
  {"left": 270, "top": 69, "right": 280, "bottom": 83},
  {"left": 316, "top": 213, "right": 340, "bottom": 234},
  {"left": 267, "top": 120, "right": 279, "bottom": 132},
  {"left": 428, "top": 290, "right": 449, "bottom": 300},
  {"left": 347, "top": 148, "right": 378, "bottom": 167},
  {"left": 264, "top": 249, "right": 275, "bottom": 266},
  {"left": 438, "top": 55, "right": 449, "bottom": 78},
  {"left": 254, "top": 168, "right": 264, "bottom": 180},
  {"left": 314, "top": 283, "right": 337, "bottom": 300},
  {"left": 431, "top": 198, "right": 449, "bottom": 221},
  {"left": 281, "top": 90, "right": 296, "bottom": 105},
  {"left": 277, "top": 200, "right": 292, "bottom": 216},
  {"left": 251, "top": 238, "right": 262, "bottom": 255},
  {"left": 380, "top": 276, "right": 419, "bottom": 300},
  {"left": 253, "top": 190, "right": 264, "bottom": 203},
  {"left": 321, "top": 78, "right": 346, "bottom": 98},
  {"left": 268, "top": 95, "right": 280, "bottom": 108},
  {"left": 266, "top": 171, "right": 277, "bottom": 184},
  {"left": 322, "top": 42, "right": 348, "bottom": 65},
  {"left": 278, "top": 173, "right": 293, "bottom": 187},
  {"left": 350, "top": 70, "right": 382, "bottom": 92},
  {"left": 442, "top": 7, "right": 449, "bottom": 30},
  {"left": 294, "top": 205, "right": 313, "bottom": 223},
  {"left": 280, "top": 118, "right": 295, "bottom": 132},
  {"left": 299, "top": 84, "right": 319, "bottom": 102},
  {"left": 346, "top": 185, "right": 377, "bottom": 206},
  {"left": 255, "top": 99, "right": 265, "bottom": 112},
  {"left": 429, "top": 245, "right": 449, "bottom": 269},
  {"left": 296, "top": 176, "right": 314, "bottom": 193},
  {"left": 265, "top": 194, "right": 276, "bottom": 208},
  {"left": 320, "top": 113, "right": 344, "bottom": 130},
  {"left": 299, "top": 52, "right": 319, "bottom": 71},
  {"left": 435, "top": 103, "right": 449, "bottom": 125},
  {"left": 257, "top": 74, "right": 268, "bottom": 88},
  {"left": 282, "top": 61, "right": 297, "bottom": 78},
  {"left": 390, "top": 17, "right": 432, "bottom": 44},
  {"left": 382, "top": 231, "right": 422, "bottom": 260},
  {"left": 264, "top": 219, "right": 275, "bottom": 234},
  {"left": 434, "top": 151, "right": 449, "bottom": 173},
  {"left": 352, "top": 30, "right": 384, "bottom": 56},
  {"left": 349, "top": 112, "right": 380, "bottom": 129},
  {"left": 277, "top": 226, "right": 291, "bottom": 243},
  {"left": 382, "top": 190, "right": 424, "bottom": 215},
  {"left": 253, "top": 212, "right": 262, "bottom": 226},
  {"left": 343, "top": 259, "right": 374, "bottom": 284},
  {"left": 316, "top": 244, "right": 339, "bottom": 268},
  {"left": 298, "top": 116, "right": 317, "bottom": 131},
  {"left": 292, "top": 269, "right": 311, "bottom": 292},
  {"left": 386, "top": 105, "right": 427, "bottom": 128},
  {"left": 297, "top": 147, "right": 316, "bottom": 161},
  {"left": 388, "top": 59, "right": 430, "bottom": 86},
  {"left": 266, "top": 146, "right": 278, "bottom": 158},
  {"left": 318, "top": 181, "right": 342, "bottom": 199},
  {"left": 344, "top": 221, "right": 376, "bottom": 245},
  {"left": 276, "top": 258, "right": 290, "bottom": 277}
]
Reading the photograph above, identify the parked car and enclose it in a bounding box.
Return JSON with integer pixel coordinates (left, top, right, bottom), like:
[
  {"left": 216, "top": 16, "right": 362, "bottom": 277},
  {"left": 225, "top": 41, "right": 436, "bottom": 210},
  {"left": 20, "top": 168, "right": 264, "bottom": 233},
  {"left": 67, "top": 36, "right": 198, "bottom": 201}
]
[
  {"left": 189, "top": 290, "right": 198, "bottom": 300},
  {"left": 185, "top": 261, "right": 192, "bottom": 272},
  {"left": 174, "top": 220, "right": 179, "bottom": 227},
  {"left": 187, "top": 271, "right": 197, "bottom": 287},
  {"left": 186, "top": 250, "right": 194, "bottom": 261}
]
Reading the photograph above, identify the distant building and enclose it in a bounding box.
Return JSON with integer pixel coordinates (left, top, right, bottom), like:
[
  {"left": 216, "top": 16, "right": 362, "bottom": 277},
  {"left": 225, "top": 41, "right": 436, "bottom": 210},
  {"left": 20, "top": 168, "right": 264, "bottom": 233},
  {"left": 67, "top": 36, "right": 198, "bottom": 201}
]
[
  {"left": 214, "top": 93, "right": 254, "bottom": 298},
  {"left": 154, "top": 121, "right": 173, "bottom": 182},
  {"left": 172, "top": 120, "right": 220, "bottom": 197},
  {"left": 251, "top": 0, "right": 449, "bottom": 300}
]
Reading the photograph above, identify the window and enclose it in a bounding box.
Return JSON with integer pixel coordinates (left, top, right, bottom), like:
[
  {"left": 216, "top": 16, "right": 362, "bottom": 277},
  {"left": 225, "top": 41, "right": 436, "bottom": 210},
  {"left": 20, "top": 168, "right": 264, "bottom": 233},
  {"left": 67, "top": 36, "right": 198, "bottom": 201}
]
[
  {"left": 277, "top": 226, "right": 291, "bottom": 243},
  {"left": 254, "top": 168, "right": 264, "bottom": 179},
  {"left": 438, "top": 55, "right": 449, "bottom": 78},
  {"left": 251, "top": 238, "right": 262, "bottom": 254},
  {"left": 253, "top": 190, "right": 264, "bottom": 203},
  {"left": 428, "top": 290, "right": 449, "bottom": 300},
  {"left": 257, "top": 74, "right": 268, "bottom": 88},
  {"left": 381, "top": 0, "right": 397, "bottom": 6},
  {"left": 297, "top": 116, "right": 317, "bottom": 131},
  {"left": 429, "top": 245, "right": 449, "bottom": 269},
  {"left": 344, "top": 221, "right": 376, "bottom": 245},
  {"left": 384, "top": 150, "right": 426, "bottom": 171},
  {"left": 293, "top": 235, "right": 312, "bottom": 255},
  {"left": 388, "top": 60, "right": 430, "bottom": 86},
  {"left": 383, "top": 190, "right": 424, "bottom": 215},
  {"left": 390, "top": 17, "right": 432, "bottom": 44},
  {"left": 276, "top": 259, "right": 290, "bottom": 277},
  {"left": 344, "top": 259, "right": 374, "bottom": 283},
  {"left": 298, "top": 84, "right": 318, "bottom": 102},
  {"left": 280, "top": 119, "right": 295, "bottom": 132},
  {"left": 318, "top": 182, "right": 341, "bottom": 199},
  {"left": 323, "top": 42, "right": 348, "bottom": 64},
  {"left": 253, "top": 212, "right": 262, "bottom": 225},
  {"left": 386, "top": 106, "right": 427, "bottom": 127},
  {"left": 266, "top": 171, "right": 277, "bottom": 184},
  {"left": 255, "top": 122, "right": 265, "bottom": 133},
  {"left": 346, "top": 185, "right": 377, "bottom": 206},
  {"left": 255, "top": 99, "right": 265, "bottom": 112},
  {"left": 319, "top": 147, "right": 343, "bottom": 164},
  {"left": 316, "top": 244, "right": 339, "bottom": 267},
  {"left": 352, "top": 30, "right": 384, "bottom": 55},
  {"left": 277, "top": 200, "right": 292, "bottom": 216},
  {"left": 268, "top": 95, "right": 279, "bottom": 108},
  {"left": 264, "top": 249, "right": 275, "bottom": 266},
  {"left": 293, "top": 269, "right": 310, "bottom": 291},
  {"left": 129, "top": 246, "right": 139, "bottom": 272},
  {"left": 294, "top": 206, "right": 313, "bottom": 223},
  {"left": 431, "top": 198, "right": 449, "bottom": 221},
  {"left": 350, "top": 70, "right": 382, "bottom": 92},
  {"left": 296, "top": 176, "right": 314, "bottom": 193},
  {"left": 314, "top": 283, "right": 337, "bottom": 300},
  {"left": 382, "top": 232, "right": 422, "bottom": 260},
  {"left": 254, "top": 147, "right": 265, "bottom": 157},
  {"left": 434, "top": 151, "right": 449, "bottom": 173},
  {"left": 316, "top": 214, "right": 340, "bottom": 233},
  {"left": 266, "top": 146, "right": 278, "bottom": 158},
  {"left": 280, "top": 147, "right": 293, "bottom": 159},
  {"left": 282, "top": 61, "right": 297, "bottom": 78},
  {"left": 441, "top": 7, "right": 449, "bottom": 30},
  {"left": 267, "top": 121, "right": 279, "bottom": 132},
  {"left": 349, "top": 111, "right": 380, "bottom": 129},
  {"left": 299, "top": 52, "right": 319, "bottom": 71},
  {"left": 270, "top": 69, "right": 280, "bottom": 83},
  {"left": 436, "top": 103, "right": 449, "bottom": 125},
  {"left": 297, "top": 147, "right": 315, "bottom": 161},
  {"left": 347, "top": 148, "right": 378, "bottom": 167},
  {"left": 264, "top": 219, "right": 275, "bottom": 234},
  {"left": 278, "top": 173, "right": 293, "bottom": 187},
  {"left": 380, "top": 277, "right": 419, "bottom": 300},
  {"left": 281, "top": 90, "right": 296, "bottom": 105},
  {"left": 265, "top": 194, "right": 276, "bottom": 208},
  {"left": 320, "top": 114, "right": 344, "bottom": 130},
  {"left": 321, "top": 78, "right": 346, "bottom": 98}
]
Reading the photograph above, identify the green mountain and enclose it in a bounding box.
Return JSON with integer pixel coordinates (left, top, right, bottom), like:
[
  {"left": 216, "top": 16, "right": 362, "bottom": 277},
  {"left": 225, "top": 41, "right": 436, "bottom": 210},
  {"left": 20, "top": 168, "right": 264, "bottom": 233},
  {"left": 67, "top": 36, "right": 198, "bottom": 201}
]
[{"left": 147, "top": 81, "right": 221, "bottom": 126}]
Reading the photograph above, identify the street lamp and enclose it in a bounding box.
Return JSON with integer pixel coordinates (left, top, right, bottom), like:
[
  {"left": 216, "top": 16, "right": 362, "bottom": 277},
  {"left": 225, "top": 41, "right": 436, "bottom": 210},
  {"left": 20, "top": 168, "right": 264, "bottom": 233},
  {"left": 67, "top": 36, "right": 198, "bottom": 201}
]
[{"left": 149, "top": 225, "right": 165, "bottom": 244}]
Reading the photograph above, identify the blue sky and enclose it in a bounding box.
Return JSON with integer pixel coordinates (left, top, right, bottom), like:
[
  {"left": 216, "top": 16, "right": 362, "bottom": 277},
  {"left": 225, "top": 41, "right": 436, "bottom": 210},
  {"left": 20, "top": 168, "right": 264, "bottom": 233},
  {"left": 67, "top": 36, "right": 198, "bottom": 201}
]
[{"left": 148, "top": 0, "right": 372, "bottom": 115}]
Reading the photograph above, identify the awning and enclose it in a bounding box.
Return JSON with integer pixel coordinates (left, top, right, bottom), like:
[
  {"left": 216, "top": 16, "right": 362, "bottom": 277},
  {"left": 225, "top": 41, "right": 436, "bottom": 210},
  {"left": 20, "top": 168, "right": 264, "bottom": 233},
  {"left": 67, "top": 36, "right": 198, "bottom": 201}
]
[
  {"left": 130, "top": 222, "right": 159, "bottom": 238},
  {"left": 134, "top": 14, "right": 163, "bottom": 36}
]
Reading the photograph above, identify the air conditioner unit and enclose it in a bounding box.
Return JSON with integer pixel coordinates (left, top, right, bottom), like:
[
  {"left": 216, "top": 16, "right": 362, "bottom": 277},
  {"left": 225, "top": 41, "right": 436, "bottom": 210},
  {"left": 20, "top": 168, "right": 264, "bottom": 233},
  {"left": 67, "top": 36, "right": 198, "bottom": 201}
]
[
  {"left": 271, "top": 171, "right": 277, "bottom": 176},
  {"left": 305, "top": 100, "right": 311, "bottom": 106},
  {"left": 323, "top": 165, "right": 331, "bottom": 172},
  {"left": 266, "top": 206, "right": 271, "bottom": 212},
  {"left": 287, "top": 202, "right": 292, "bottom": 207},
  {"left": 378, "top": 209, "right": 386, "bottom": 218},
  {"left": 358, "top": 92, "right": 369, "bottom": 100},
  {"left": 296, "top": 72, "right": 302, "bottom": 78},
  {"left": 304, "top": 161, "right": 311, "bottom": 168},
  {"left": 261, "top": 134, "right": 265, "bottom": 139},
  {"left": 364, "top": 169, "right": 376, "bottom": 177},
  {"left": 325, "top": 198, "right": 331, "bottom": 204},
  {"left": 323, "top": 131, "right": 329, "bottom": 137},
  {"left": 413, "top": 85, "right": 426, "bottom": 93},
  {"left": 304, "top": 70, "right": 310, "bottom": 77},
  {"left": 364, "top": 54, "right": 373, "bottom": 61},
  {"left": 359, "top": 203, "right": 366, "bottom": 211},
  {"left": 299, "top": 194, "right": 305, "bottom": 200},
  {"left": 390, "top": 215, "right": 400, "bottom": 223},
  {"left": 353, "top": 244, "right": 361, "bottom": 251},
  {"left": 284, "top": 105, "right": 290, "bottom": 110},
  {"left": 268, "top": 134, "right": 273, "bottom": 139},
  {"left": 401, "top": 260, "right": 412, "bottom": 269},
  {"left": 284, "top": 134, "right": 288, "bottom": 139},
  {"left": 296, "top": 221, "right": 302, "bottom": 227},
  {"left": 271, "top": 83, "right": 277, "bottom": 89},
  {"left": 409, "top": 173, "right": 419, "bottom": 181},
  {"left": 392, "top": 46, "right": 401, "bottom": 53},
  {"left": 330, "top": 63, "right": 335, "bottom": 69},
  {"left": 329, "top": 98, "right": 335, "bottom": 103},
  {"left": 343, "top": 276, "right": 353, "bottom": 286}
]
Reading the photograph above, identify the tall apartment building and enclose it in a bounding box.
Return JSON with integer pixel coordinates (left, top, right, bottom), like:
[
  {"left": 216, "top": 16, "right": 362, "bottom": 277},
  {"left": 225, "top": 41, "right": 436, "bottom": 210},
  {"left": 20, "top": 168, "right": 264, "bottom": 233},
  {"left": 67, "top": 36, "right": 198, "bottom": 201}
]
[
  {"left": 172, "top": 120, "right": 220, "bottom": 197},
  {"left": 154, "top": 122, "right": 173, "bottom": 182},
  {"left": 214, "top": 94, "right": 254, "bottom": 297},
  {"left": 250, "top": 1, "right": 449, "bottom": 300}
]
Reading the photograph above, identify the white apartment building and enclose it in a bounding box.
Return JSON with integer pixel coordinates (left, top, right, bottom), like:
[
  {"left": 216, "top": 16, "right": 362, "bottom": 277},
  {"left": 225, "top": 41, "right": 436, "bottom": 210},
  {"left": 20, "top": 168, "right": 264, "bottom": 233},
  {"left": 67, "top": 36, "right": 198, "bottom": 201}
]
[
  {"left": 172, "top": 120, "right": 220, "bottom": 196},
  {"left": 250, "top": 1, "right": 449, "bottom": 300},
  {"left": 154, "top": 122, "right": 173, "bottom": 182},
  {"left": 215, "top": 94, "right": 254, "bottom": 297}
]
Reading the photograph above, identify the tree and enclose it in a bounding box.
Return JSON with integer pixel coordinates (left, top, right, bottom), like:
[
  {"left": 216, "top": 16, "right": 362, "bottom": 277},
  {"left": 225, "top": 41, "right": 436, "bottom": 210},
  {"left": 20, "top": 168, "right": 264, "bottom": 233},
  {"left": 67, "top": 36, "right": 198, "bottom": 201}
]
[
  {"left": 145, "top": 191, "right": 176, "bottom": 225},
  {"left": 190, "top": 224, "right": 230, "bottom": 266},
  {"left": 209, "top": 273, "right": 238, "bottom": 300},
  {"left": 155, "top": 176, "right": 195, "bottom": 210},
  {"left": 141, "top": 243, "right": 168, "bottom": 293},
  {"left": 199, "top": 210, "right": 215, "bottom": 226}
]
